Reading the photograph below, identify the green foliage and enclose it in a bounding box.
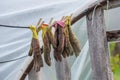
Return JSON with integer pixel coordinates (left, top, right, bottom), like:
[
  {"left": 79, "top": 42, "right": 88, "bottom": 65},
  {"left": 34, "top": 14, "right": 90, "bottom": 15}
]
[
  {"left": 109, "top": 42, "right": 120, "bottom": 80},
  {"left": 109, "top": 42, "right": 116, "bottom": 54},
  {"left": 114, "top": 68, "right": 120, "bottom": 80},
  {"left": 110, "top": 54, "right": 120, "bottom": 72}
]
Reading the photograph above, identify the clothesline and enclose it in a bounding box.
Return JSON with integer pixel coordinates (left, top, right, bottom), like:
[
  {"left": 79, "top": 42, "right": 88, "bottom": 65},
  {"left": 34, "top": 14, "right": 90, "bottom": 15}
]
[
  {"left": 0, "top": 16, "right": 67, "bottom": 29},
  {"left": 0, "top": 24, "right": 29, "bottom": 29}
]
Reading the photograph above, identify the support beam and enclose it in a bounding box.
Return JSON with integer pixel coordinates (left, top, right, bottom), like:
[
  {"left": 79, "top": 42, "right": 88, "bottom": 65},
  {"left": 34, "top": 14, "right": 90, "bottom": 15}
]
[
  {"left": 103, "top": 0, "right": 120, "bottom": 10},
  {"left": 86, "top": 7, "right": 113, "bottom": 80},
  {"left": 71, "top": 0, "right": 120, "bottom": 25},
  {"left": 107, "top": 30, "right": 120, "bottom": 42},
  {"left": 20, "top": 60, "right": 34, "bottom": 80}
]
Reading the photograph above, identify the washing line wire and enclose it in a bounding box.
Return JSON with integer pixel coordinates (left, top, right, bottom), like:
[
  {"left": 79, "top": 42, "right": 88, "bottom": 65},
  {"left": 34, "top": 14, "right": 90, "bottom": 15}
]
[{"left": 0, "top": 24, "right": 29, "bottom": 29}]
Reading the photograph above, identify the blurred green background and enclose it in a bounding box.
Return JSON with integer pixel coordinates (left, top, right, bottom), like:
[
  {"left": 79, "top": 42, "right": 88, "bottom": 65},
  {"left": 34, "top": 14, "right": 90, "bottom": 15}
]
[{"left": 109, "top": 42, "right": 120, "bottom": 80}]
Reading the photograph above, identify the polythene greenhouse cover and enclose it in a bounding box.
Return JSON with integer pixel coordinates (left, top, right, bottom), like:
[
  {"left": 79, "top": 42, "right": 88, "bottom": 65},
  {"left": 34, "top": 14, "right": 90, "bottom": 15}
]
[{"left": 0, "top": 0, "right": 120, "bottom": 80}]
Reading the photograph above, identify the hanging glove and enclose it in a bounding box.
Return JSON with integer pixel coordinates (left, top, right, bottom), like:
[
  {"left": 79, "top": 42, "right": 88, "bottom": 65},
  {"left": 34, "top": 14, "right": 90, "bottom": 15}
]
[
  {"left": 28, "top": 23, "right": 43, "bottom": 56},
  {"left": 46, "top": 26, "right": 56, "bottom": 49},
  {"left": 41, "top": 24, "right": 51, "bottom": 66},
  {"left": 32, "top": 38, "right": 43, "bottom": 72},
  {"left": 65, "top": 16, "right": 81, "bottom": 57},
  {"left": 63, "top": 23, "right": 74, "bottom": 56},
  {"left": 29, "top": 25, "right": 43, "bottom": 72},
  {"left": 53, "top": 21, "right": 65, "bottom": 61}
]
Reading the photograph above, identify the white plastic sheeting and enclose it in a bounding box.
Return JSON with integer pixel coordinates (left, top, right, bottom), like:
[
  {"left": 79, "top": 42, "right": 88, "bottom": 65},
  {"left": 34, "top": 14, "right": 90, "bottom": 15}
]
[
  {"left": 0, "top": 0, "right": 120, "bottom": 80},
  {"left": 71, "top": 41, "right": 92, "bottom": 80}
]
